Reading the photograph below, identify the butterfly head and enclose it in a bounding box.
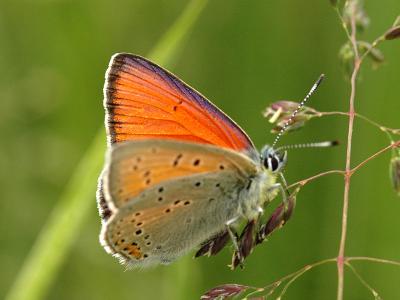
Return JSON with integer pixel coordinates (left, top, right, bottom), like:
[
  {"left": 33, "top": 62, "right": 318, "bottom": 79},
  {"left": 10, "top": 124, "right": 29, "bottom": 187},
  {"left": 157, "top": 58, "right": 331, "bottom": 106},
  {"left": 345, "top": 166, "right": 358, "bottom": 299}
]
[{"left": 260, "top": 145, "right": 287, "bottom": 173}]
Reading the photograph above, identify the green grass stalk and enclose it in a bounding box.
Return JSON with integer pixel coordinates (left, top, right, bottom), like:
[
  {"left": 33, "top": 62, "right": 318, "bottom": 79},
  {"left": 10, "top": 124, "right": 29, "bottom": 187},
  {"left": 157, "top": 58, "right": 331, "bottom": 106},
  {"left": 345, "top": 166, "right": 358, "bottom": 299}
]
[{"left": 6, "top": 0, "right": 209, "bottom": 299}]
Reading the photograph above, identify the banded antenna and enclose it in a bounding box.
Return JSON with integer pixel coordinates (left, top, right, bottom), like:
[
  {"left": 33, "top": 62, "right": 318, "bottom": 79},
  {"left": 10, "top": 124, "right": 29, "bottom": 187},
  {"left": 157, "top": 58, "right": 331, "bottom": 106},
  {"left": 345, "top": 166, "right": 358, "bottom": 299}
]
[
  {"left": 271, "top": 74, "right": 325, "bottom": 148},
  {"left": 276, "top": 140, "right": 339, "bottom": 152}
]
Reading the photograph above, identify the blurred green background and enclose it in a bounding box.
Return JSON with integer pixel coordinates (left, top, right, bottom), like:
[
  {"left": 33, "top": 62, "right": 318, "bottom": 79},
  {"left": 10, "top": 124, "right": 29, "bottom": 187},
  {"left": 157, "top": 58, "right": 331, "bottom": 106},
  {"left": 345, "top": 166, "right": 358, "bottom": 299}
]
[{"left": 1, "top": 0, "right": 400, "bottom": 299}]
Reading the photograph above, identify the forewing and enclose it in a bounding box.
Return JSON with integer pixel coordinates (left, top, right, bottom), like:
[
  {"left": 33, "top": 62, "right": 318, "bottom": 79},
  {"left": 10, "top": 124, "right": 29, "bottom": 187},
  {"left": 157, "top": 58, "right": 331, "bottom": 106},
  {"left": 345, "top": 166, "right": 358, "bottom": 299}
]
[{"left": 104, "top": 53, "right": 256, "bottom": 154}]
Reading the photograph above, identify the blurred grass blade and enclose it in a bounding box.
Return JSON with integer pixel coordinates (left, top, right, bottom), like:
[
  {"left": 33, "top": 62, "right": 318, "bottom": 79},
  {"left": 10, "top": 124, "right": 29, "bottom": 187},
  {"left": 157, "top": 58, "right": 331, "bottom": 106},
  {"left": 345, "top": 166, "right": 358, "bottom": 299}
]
[
  {"left": 6, "top": 133, "right": 105, "bottom": 300},
  {"left": 148, "top": 0, "right": 208, "bottom": 65},
  {"left": 6, "top": 1, "right": 208, "bottom": 299}
]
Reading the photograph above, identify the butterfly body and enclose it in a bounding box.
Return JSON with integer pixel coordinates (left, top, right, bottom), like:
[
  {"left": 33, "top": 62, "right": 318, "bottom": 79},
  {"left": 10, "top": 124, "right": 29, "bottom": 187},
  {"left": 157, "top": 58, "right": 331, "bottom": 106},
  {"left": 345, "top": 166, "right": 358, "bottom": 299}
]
[{"left": 98, "top": 53, "right": 287, "bottom": 268}]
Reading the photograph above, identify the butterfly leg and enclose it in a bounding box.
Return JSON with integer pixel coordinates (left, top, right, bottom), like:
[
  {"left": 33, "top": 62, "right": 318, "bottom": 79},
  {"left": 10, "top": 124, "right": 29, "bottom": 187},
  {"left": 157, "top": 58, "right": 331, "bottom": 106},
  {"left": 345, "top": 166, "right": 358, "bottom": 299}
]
[
  {"left": 279, "top": 173, "right": 291, "bottom": 205},
  {"left": 230, "top": 208, "right": 265, "bottom": 269},
  {"left": 226, "top": 217, "right": 240, "bottom": 253},
  {"left": 268, "top": 182, "right": 290, "bottom": 209},
  {"left": 195, "top": 216, "right": 248, "bottom": 260}
]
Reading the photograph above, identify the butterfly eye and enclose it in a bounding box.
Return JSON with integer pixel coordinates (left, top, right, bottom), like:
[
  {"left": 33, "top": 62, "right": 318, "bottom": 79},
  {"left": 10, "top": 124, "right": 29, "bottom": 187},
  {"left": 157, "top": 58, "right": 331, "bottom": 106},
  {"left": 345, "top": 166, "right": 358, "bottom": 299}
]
[
  {"left": 261, "top": 145, "right": 287, "bottom": 173},
  {"left": 270, "top": 156, "right": 279, "bottom": 171},
  {"left": 262, "top": 154, "right": 281, "bottom": 172}
]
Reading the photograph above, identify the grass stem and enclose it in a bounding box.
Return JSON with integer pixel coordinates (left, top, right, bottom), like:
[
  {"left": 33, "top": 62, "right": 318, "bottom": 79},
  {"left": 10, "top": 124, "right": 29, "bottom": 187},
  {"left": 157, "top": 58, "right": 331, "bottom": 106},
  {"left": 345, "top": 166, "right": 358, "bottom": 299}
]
[{"left": 5, "top": 1, "right": 209, "bottom": 299}]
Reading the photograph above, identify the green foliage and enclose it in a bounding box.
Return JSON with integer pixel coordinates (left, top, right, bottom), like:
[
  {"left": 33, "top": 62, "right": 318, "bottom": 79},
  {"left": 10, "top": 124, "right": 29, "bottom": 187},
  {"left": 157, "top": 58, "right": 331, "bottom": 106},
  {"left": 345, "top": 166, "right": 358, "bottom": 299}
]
[{"left": 1, "top": 1, "right": 399, "bottom": 299}]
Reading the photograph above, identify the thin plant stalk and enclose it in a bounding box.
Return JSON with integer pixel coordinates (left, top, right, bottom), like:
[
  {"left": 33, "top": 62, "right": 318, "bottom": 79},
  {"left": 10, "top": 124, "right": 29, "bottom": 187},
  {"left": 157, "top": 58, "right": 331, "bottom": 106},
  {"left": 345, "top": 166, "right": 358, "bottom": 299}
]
[
  {"left": 5, "top": 1, "right": 209, "bottom": 299},
  {"left": 337, "top": 5, "right": 361, "bottom": 300},
  {"left": 345, "top": 262, "right": 382, "bottom": 299},
  {"left": 337, "top": 14, "right": 359, "bottom": 300},
  {"left": 318, "top": 111, "right": 398, "bottom": 140},
  {"left": 287, "top": 141, "right": 400, "bottom": 190},
  {"left": 242, "top": 256, "right": 400, "bottom": 299}
]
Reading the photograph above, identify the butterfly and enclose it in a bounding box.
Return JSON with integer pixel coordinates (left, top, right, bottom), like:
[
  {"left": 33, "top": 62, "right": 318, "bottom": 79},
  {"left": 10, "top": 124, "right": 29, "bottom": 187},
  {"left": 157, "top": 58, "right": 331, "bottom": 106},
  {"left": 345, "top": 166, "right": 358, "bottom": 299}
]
[{"left": 97, "top": 53, "right": 301, "bottom": 269}]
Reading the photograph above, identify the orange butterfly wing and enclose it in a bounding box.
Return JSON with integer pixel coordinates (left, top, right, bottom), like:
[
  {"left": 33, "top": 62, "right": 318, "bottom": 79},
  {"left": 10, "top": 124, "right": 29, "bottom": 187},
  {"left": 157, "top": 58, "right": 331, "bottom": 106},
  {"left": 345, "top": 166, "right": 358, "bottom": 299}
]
[{"left": 104, "top": 53, "right": 255, "bottom": 153}]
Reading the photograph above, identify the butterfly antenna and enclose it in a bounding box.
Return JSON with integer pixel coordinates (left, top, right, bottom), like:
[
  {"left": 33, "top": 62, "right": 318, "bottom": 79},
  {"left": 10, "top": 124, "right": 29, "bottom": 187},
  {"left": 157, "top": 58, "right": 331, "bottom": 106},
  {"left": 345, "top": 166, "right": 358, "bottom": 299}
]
[
  {"left": 276, "top": 140, "right": 339, "bottom": 152},
  {"left": 271, "top": 74, "right": 325, "bottom": 148}
]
